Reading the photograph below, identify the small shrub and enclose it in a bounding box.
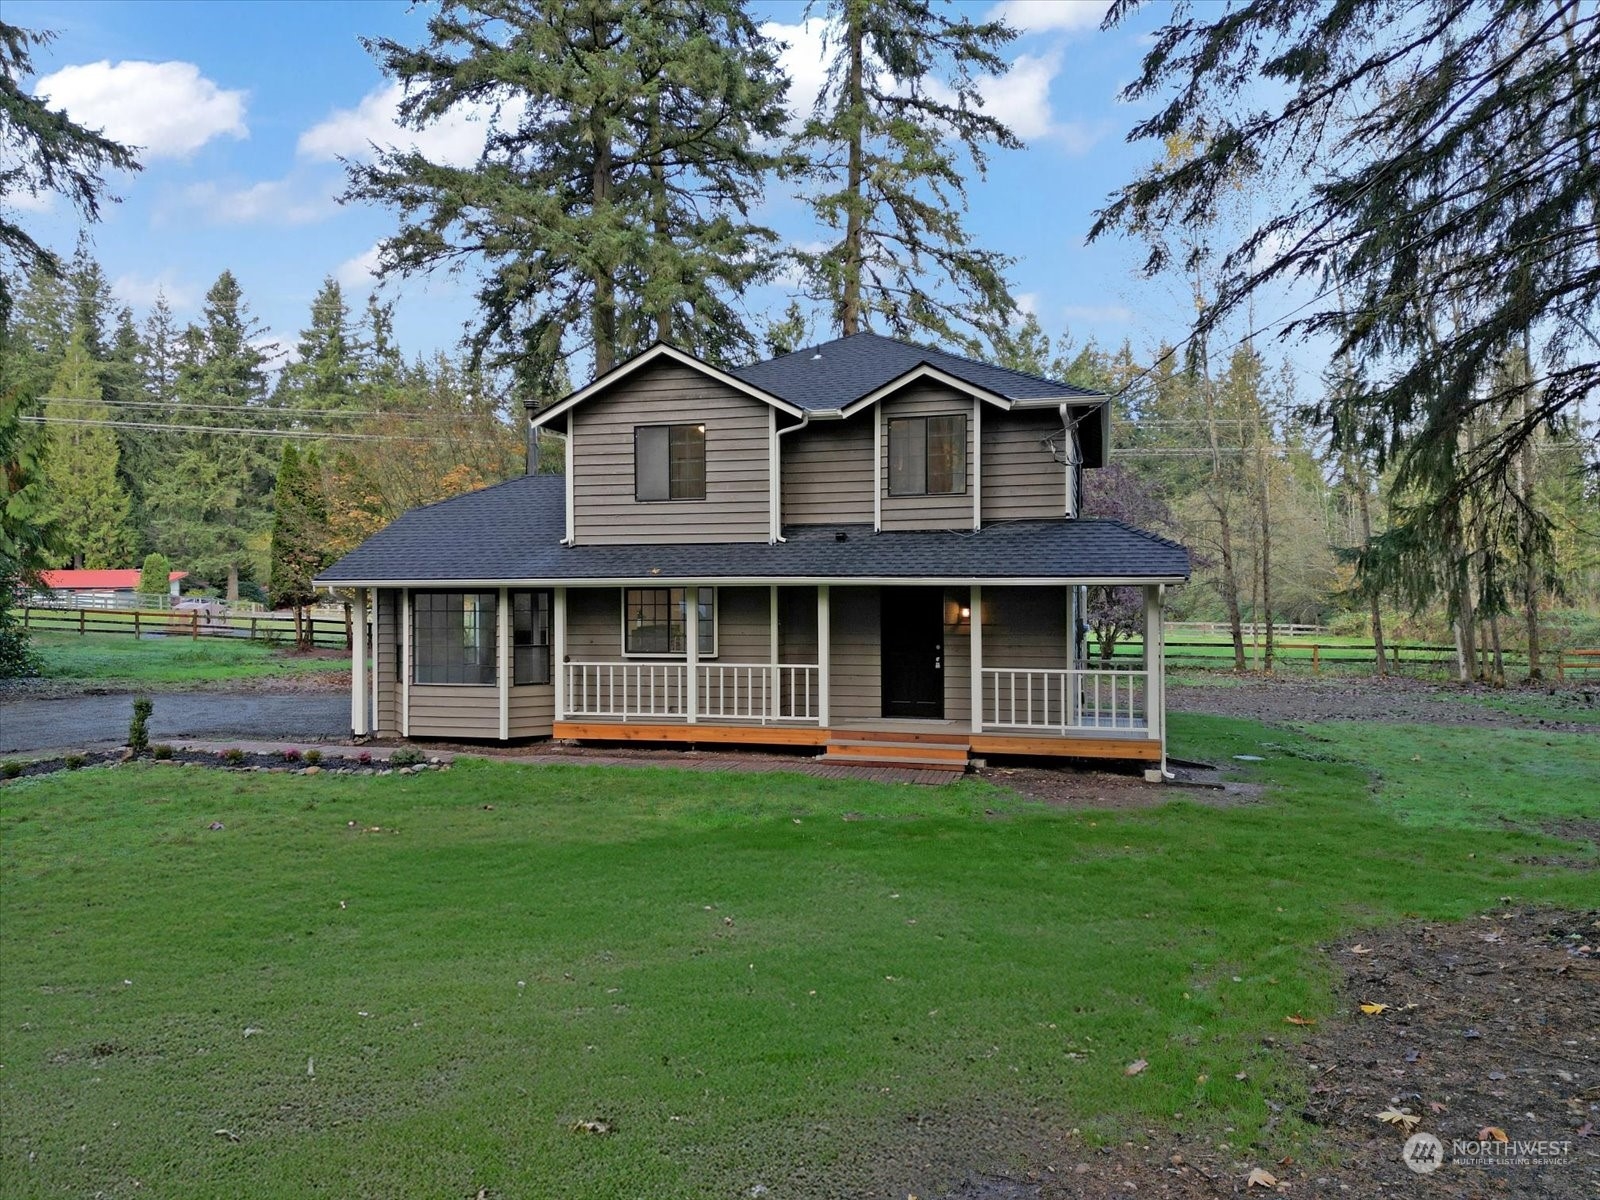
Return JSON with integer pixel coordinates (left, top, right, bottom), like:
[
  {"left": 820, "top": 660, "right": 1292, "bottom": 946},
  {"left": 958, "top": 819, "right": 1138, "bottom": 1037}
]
[
  {"left": 303, "top": 749, "right": 323, "bottom": 766},
  {"left": 64, "top": 754, "right": 87, "bottom": 770},
  {"left": 152, "top": 744, "right": 174, "bottom": 761},
  {"left": 356, "top": 750, "right": 373, "bottom": 766},
  {"left": 128, "top": 696, "right": 154, "bottom": 755},
  {"left": 1, "top": 760, "right": 21, "bottom": 779},
  {"left": 281, "top": 748, "right": 303, "bottom": 763},
  {"left": 222, "top": 748, "right": 246, "bottom": 766},
  {"left": 389, "top": 748, "right": 425, "bottom": 767}
]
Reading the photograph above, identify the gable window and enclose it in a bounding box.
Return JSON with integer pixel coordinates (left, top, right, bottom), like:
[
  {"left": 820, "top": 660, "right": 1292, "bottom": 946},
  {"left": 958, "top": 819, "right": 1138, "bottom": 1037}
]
[
  {"left": 888, "top": 414, "right": 966, "bottom": 496},
  {"left": 623, "top": 587, "right": 716, "bottom": 656},
  {"left": 512, "top": 590, "right": 552, "bottom": 685},
  {"left": 635, "top": 424, "right": 707, "bottom": 501},
  {"left": 413, "top": 591, "right": 497, "bottom": 684}
]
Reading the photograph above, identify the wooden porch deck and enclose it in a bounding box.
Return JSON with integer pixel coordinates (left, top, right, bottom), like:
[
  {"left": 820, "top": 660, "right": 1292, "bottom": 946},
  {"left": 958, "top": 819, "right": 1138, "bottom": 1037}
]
[{"left": 550, "top": 718, "right": 1162, "bottom": 769}]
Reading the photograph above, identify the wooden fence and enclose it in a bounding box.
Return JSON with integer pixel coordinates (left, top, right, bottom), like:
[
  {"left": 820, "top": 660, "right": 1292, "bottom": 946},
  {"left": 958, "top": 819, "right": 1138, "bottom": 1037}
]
[
  {"left": 1556, "top": 649, "right": 1600, "bottom": 681},
  {"left": 22, "top": 606, "right": 351, "bottom": 649},
  {"left": 1104, "top": 638, "right": 1493, "bottom": 675}
]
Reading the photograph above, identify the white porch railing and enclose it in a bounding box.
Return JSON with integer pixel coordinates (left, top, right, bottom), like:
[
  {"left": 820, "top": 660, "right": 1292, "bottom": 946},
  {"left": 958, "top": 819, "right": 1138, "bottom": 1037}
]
[
  {"left": 564, "top": 661, "right": 820, "bottom": 724},
  {"left": 565, "top": 661, "right": 688, "bottom": 719},
  {"left": 696, "top": 663, "right": 819, "bottom": 723},
  {"left": 981, "top": 667, "right": 1148, "bottom": 733}
]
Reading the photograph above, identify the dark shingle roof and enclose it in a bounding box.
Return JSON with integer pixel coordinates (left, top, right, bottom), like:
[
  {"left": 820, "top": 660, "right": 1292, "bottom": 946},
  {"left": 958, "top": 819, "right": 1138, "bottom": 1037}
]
[
  {"left": 316, "top": 474, "right": 1189, "bottom": 585},
  {"left": 730, "top": 332, "right": 1106, "bottom": 412}
]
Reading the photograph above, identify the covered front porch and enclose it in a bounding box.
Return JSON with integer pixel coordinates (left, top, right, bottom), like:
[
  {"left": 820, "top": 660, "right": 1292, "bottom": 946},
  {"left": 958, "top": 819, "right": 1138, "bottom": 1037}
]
[{"left": 549, "top": 581, "right": 1168, "bottom": 768}]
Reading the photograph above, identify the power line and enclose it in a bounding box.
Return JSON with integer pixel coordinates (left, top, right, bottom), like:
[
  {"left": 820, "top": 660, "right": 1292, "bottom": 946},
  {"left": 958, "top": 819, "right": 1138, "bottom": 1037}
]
[{"left": 22, "top": 415, "right": 509, "bottom": 445}]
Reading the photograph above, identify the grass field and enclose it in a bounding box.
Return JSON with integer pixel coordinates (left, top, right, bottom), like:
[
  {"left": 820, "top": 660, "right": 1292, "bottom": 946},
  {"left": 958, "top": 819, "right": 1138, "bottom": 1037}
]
[
  {"left": 29, "top": 633, "right": 349, "bottom": 688},
  {"left": 1, "top": 714, "right": 1593, "bottom": 1197}
]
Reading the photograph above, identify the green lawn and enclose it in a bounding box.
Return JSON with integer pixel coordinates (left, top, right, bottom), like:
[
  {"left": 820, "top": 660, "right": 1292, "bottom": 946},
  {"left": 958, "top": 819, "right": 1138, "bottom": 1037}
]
[
  {"left": 30, "top": 633, "right": 349, "bottom": 688},
  {"left": 1, "top": 716, "right": 1593, "bottom": 1197}
]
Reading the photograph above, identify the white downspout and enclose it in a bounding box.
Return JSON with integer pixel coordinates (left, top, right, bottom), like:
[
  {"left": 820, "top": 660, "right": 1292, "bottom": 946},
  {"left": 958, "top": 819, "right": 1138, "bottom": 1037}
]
[{"left": 772, "top": 411, "right": 811, "bottom": 544}]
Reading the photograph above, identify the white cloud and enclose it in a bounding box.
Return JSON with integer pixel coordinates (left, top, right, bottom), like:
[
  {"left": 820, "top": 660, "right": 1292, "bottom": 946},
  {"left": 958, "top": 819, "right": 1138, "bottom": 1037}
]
[
  {"left": 970, "top": 49, "right": 1060, "bottom": 141},
  {"left": 112, "top": 272, "right": 199, "bottom": 312},
  {"left": 6, "top": 189, "right": 55, "bottom": 214},
  {"left": 336, "top": 243, "right": 384, "bottom": 289},
  {"left": 760, "top": 19, "right": 834, "bottom": 125},
  {"left": 988, "top": 0, "right": 1112, "bottom": 36},
  {"left": 298, "top": 82, "right": 523, "bottom": 168},
  {"left": 1062, "top": 303, "right": 1133, "bottom": 324},
  {"left": 1015, "top": 292, "right": 1040, "bottom": 317},
  {"left": 34, "top": 60, "right": 246, "bottom": 160},
  {"left": 181, "top": 178, "right": 333, "bottom": 226}
]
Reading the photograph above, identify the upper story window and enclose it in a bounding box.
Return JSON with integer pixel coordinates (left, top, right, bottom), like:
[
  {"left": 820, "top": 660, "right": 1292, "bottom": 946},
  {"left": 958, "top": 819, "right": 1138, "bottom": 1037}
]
[
  {"left": 635, "top": 423, "right": 706, "bottom": 501},
  {"left": 414, "top": 591, "right": 497, "bottom": 685},
  {"left": 888, "top": 414, "right": 966, "bottom": 496}
]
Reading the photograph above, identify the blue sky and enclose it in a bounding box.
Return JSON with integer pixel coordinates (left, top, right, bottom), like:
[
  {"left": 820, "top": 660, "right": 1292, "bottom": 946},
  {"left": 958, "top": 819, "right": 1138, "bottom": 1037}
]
[{"left": 9, "top": 0, "right": 1193, "bottom": 376}]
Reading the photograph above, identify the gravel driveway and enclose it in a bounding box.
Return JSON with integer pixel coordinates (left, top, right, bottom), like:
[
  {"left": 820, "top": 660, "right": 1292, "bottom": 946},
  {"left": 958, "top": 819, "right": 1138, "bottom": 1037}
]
[{"left": 0, "top": 691, "right": 349, "bottom": 755}]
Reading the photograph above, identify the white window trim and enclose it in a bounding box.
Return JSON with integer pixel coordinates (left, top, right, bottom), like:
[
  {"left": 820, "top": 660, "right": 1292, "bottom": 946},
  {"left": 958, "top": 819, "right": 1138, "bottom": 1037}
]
[{"left": 619, "top": 585, "right": 719, "bottom": 659}]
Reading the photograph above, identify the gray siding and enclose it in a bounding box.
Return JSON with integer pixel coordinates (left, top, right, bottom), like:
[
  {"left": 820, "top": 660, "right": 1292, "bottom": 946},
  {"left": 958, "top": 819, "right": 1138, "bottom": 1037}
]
[
  {"left": 509, "top": 685, "right": 553, "bottom": 738},
  {"left": 943, "top": 586, "right": 970, "bottom": 725},
  {"left": 827, "top": 586, "right": 880, "bottom": 722},
  {"left": 570, "top": 360, "right": 771, "bottom": 544},
  {"left": 778, "top": 586, "right": 818, "bottom": 664},
  {"left": 984, "top": 586, "right": 1070, "bottom": 669},
  {"left": 409, "top": 684, "right": 498, "bottom": 739},
  {"left": 567, "top": 587, "right": 622, "bottom": 660},
  {"left": 715, "top": 586, "right": 772, "bottom": 661},
  {"left": 982, "top": 409, "right": 1068, "bottom": 523},
  {"left": 375, "top": 588, "right": 399, "bottom": 735},
  {"left": 879, "top": 385, "right": 976, "bottom": 532},
  {"left": 781, "top": 419, "right": 873, "bottom": 525}
]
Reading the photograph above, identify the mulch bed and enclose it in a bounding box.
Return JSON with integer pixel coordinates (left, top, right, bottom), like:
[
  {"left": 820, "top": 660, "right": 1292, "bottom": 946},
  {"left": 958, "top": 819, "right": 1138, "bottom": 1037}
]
[{"left": 0, "top": 747, "right": 448, "bottom": 782}]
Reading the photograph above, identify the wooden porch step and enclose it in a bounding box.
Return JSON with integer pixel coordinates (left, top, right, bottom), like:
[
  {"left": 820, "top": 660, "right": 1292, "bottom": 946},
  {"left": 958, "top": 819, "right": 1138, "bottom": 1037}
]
[
  {"left": 826, "top": 727, "right": 973, "bottom": 746},
  {"left": 822, "top": 736, "right": 971, "bottom": 772}
]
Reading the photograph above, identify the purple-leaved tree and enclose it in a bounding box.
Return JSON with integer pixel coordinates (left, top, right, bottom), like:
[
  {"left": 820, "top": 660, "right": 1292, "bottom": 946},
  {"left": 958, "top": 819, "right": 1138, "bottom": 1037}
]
[{"left": 1082, "top": 463, "right": 1176, "bottom": 665}]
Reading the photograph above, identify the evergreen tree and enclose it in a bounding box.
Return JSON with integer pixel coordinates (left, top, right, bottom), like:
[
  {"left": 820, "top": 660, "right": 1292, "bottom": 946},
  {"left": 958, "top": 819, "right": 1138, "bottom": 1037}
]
[
  {"left": 136, "top": 550, "right": 172, "bottom": 597},
  {"left": 0, "top": 22, "right": 140, "bottom": 324},
  {"left": 344, "top": 0, "right": 790, "bottom": 391},
  {"left": 268, "top": 443, "right": 329, "bottom": 647},
  {"left": 276, "top": 277, "right": 362, "bottom": 413},
  {"left": 39, "top": 328, "right": 135, "bottom": 568},
  {"left": 1093, "top": 0, "right": 1600, "bottom": 525},
  {"left": 790, "top": 0, "right": 1021, "bottom": 351},
  {"left": 146, "top": 271, "right": 276, "bottom": 598},
  {"left": 67, "top": 235, "right": 114, "bottom": 358}
]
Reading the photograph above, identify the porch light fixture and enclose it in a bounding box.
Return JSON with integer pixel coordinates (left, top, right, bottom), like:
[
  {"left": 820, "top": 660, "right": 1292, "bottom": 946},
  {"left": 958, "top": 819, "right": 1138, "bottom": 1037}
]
[{"left": 959, "top": 605, "right": 971, "bottom": 620}]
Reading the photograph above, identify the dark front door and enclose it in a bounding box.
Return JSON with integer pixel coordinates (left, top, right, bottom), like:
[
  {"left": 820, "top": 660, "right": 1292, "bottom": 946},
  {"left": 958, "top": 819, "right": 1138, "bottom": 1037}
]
[{"left": 880, "top": 587, "right": 944, "bottom": 719}]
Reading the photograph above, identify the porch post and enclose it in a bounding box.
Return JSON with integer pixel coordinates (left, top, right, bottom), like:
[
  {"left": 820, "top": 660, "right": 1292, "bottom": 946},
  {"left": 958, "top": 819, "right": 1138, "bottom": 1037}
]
[
  {"left": 369, "top": 589, "right": 379, "bottom": 734},
  {"left": 685, "top": 586, "right": 699, "bottom": 723},
  {"left": 400, "top": 587, "right": 411, "bottom": 738},
  {"left": 817, "top": 584, "right": 831, "bottom": 727},
  {"left": 350, "top": 588, "right": 369, "bottom": 736},
  {"left": 770, "top": 584, "right": 780, "bottom": 721},
  {"left": 497, "top": 586, "right": 510, "bottom": 741},
  {"left": 969, "top": 584, "right": 983, "bottom": 734},
  {"left": 553, "top": 586, "right": 567, "bottom": 722},
  {"left": 1144, "top": 583, "right": 1167, "bottom": 778}
]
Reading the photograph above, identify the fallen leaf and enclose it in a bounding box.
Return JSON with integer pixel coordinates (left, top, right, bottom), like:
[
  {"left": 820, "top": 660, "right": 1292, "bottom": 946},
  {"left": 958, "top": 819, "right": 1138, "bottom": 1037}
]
[
  {"left": 1124, "top": 1058, "right": 1148, "bottom": 1076},
  {"left": 570, "top": 1119, "right": 613, "bottom": 1136},
  {"left": 213, "top": 1129, "right": 239, "bottom": 1142},
  {"left": 1359, "top": 1002, "right": 1389, "bottom": 1015},
  {"left": 1479, "top": 1126, "right": 1509, "bottom": 1143},
  {"left": 1235, "top": 1071, "right": 1249, "bottom": 1081},
  {"left": 1575, "top": 1121, "right": 1593, "bottom": 1138},
  {"left": 1428, "top": 1101, "right": 1448, "bottom": 1114},
  {"left": 1246, "top": 1167, "right": 1278, "bottom": 1188},
  {"left": 1377, "top": 1107, "right": 1422, "bottom": 1132},
  {"left": 1350, "top": 944, "right": 1373, "bottom": 954},
  {"left": 1284, "top": 1014, "right": 1316, "bottom": 1026}
]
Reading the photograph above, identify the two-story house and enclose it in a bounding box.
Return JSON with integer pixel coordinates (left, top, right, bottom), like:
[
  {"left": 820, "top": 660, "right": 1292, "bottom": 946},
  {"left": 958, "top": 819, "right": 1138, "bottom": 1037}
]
[{"left": 315, "top": 333, "right": 1190, "bottom": 774}]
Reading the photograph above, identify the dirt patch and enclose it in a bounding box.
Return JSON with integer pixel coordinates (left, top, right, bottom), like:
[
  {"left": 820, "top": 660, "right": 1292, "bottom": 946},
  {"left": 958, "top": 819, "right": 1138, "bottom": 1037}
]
[
  {"left": 1169, "top": 675, "right": 1600, "bottom": 732},
  {"left": 855, "top": 909, "right": 1600, "bottom": 1200},
  {"left": 977, "top": 761, "right": 1262, "bottom": 810}
]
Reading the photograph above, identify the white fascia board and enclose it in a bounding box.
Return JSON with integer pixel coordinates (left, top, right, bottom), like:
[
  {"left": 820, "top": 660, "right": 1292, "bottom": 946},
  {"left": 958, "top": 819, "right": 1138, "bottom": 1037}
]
[
  {"left": 1008, "top": 395, "right": 1110, "bottom": 410},
  {"left": 530, "top": 344, "right": 805, "bottom": 431},
  {"left": 837, "top": 364, "right": 1018, "bottom": 418}
]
